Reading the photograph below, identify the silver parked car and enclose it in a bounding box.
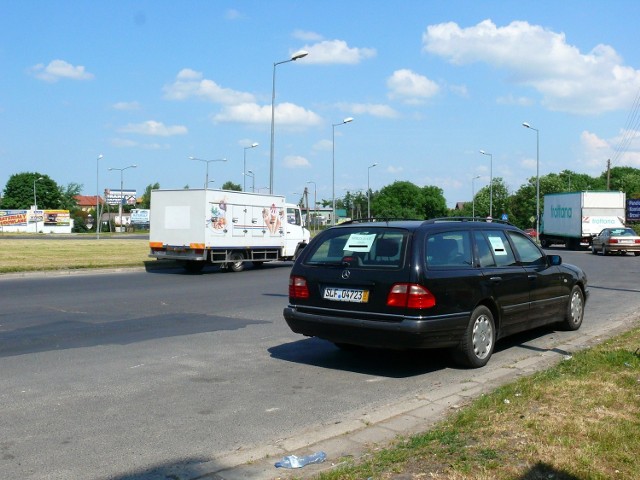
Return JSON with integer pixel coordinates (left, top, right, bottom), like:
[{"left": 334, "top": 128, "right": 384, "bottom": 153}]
[{"left": 591, "top": 227, "right": 640, "bottom": 256}]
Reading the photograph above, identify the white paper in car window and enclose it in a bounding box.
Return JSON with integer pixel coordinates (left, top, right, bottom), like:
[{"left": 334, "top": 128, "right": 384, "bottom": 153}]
[
  {"left": 488, "top": 235, "right": 508, "bottom": 256},
  {"left": 346, "top": 233, "right": 376, "bottom": 252}
]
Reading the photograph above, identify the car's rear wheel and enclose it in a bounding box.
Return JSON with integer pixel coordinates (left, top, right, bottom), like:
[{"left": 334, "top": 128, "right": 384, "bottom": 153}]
[
  {"left": 453, "top": 305, "right": 495, "bottom": 368},
  {"left": 601, "top": 245, "right": 607, "bottom": 256},
  {"left": 559, "top": 285, "right": 584, "bottom": 331}
]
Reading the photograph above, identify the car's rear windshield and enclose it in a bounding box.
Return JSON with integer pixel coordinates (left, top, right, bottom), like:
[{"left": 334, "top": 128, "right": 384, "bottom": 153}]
[{"left": 303, "top": 228, "right": 408, "bottom": 268}]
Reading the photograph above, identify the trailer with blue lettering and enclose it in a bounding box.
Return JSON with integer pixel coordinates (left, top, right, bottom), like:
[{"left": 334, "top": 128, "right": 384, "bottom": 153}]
[{"left": 540, "top": 191, "right": 626, "bottom": 249}]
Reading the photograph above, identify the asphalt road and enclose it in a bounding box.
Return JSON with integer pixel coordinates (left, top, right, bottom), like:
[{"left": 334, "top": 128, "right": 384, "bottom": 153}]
[{"left": 1, "top": 249, "right": 639, "bottom": 480}]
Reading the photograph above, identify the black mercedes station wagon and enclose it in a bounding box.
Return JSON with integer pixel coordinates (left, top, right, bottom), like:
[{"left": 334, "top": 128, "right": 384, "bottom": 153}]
[{"left": 283, "top": 219, "right": 588, "bottom": 368}]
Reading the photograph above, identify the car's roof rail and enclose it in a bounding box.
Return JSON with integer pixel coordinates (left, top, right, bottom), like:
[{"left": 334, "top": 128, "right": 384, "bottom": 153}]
[
  {"left": 338, "top": 217, "right": 421, "bottom": 225},
  {"left": 422, "top": 216, "right": 513, "bottom": 226}
]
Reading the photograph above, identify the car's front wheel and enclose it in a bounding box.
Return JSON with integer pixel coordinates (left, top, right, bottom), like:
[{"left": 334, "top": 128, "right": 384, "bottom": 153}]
[
  {"left": 559, "top": 285, "right": 584, "bottom": 331},
  {"left": 453, "top": 305, "right": 495, "bottom": 368}
]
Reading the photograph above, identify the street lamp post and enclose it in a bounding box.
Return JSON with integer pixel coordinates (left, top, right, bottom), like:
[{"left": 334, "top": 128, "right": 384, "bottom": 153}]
[
  {"left": 472, "top": 175, "right": 481, "bottom": 217},
  {"left": 332, "top": 117, "right": 354, "bottom": 225},
  {"left": 243, "top": 142, "right": 258, "bottom": 191},
  {"left": 33, "top": 176, "right": 43, "bottom": 233},
  {"left": 188, "top": 156, "right": 227, "bottom": 189},
  {"left": 96, "top": 154, "right": 103, "bottom": 239},
  {"left": 108, "top": 165, "right": 137, "bottom": 233},
  {"left": 269, "top": 50, "right": 309, "bottom": 194},
  {"left": 479, "top": 150, "right": 493, "bottom": 218},
  {"left": 306, "top": 180, "right": 316, "bottom": 231},
  {"left": 244, "top": 170, "right": 255, "bottom": 193},
  {"left": 522, "top": 122, "right": 540, "bottom": 241},
  {"left": 367, "top": 162, "right": 378, "bottom": 219}
]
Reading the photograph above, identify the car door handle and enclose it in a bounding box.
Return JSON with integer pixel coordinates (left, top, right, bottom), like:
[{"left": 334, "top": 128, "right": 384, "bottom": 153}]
[
  {"left": 489, "top": 276, "right": 502, "bottom": 283},
  {"left": 528, "top": 274, "right": 537, "bottom": 281}
]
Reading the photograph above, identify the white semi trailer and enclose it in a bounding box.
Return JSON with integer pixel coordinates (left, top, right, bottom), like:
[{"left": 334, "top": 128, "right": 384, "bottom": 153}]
[
  {"left": 149, "top": 189, "right": 310, "bottom": 272},
  {"left": 540, "top": 191, "right": 626, "bottom": 249}
]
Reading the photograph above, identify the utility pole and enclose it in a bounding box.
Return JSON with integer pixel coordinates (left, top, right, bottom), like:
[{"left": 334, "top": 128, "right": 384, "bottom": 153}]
[{"left": 606, "top": 159, "right": 611, "bottom": 190}]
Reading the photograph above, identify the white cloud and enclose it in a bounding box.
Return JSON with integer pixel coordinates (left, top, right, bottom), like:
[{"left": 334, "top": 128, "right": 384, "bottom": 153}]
[
  {"left": 225, "top": 9, "right": 241, "bottom": 20},
  {"left": 300, "top": 39, "right": 376, "bottom": 64},
  {"left": 422, "top": 19, "right": 640, "bottom": 115},
  {"left": 110, "top": 138, "right": 170, "bottom": 149},
  {"left": 163, "top": 69, "right": 255, "bottom": 104},
  {"left": 30, "top": 59, "right": 94, "bottom": 82},
  {"left": 580, "top": 129, "right": 640, "bottom": 170},
  {"left": 336, "top": 102, "right": 399, "bottom": 118},
  {"left": 387, "top": 69, "right": 440, "bottom": 103},
  {"left": 118, "top": 120, "right": 188, "bottom": 136},
  {"left": 387, "top": 165, "right": 404, "bottom": 174},
  {"left": 283, "top": 155, "right": 311, "bottom": 168},
  {"left": 313, "top": 139, "right": 333, "bottom": 151},
  {"left": 496, "top": 94, "right": 534, "bottom": 107},
  {"left": 293, "top": 30, "right": 323, "bottom": 42},
  {"left": 112, "top": 101, "right": 141, "bottom": 111},
  {"left": 213, "top": 102, "right": 322, "bottom": 126}
]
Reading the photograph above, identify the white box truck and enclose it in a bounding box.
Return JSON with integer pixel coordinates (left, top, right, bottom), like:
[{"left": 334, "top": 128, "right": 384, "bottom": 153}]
[
  {"left": 540, "top": 191, "right": 626, "bottom": 249},
  {"left": 149, "top": 189, "right": 310, "bottom": 272}
]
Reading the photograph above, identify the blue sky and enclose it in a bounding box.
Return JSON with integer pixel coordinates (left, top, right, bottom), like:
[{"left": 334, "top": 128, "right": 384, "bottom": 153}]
[{"left": 2, "top": 1, "right": 640, "bottom": 208}]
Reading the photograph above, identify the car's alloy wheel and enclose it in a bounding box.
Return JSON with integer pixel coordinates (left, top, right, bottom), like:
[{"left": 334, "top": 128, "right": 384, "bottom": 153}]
[
  {"left": 454, "top": 305, "right": 495, "bottom": 368},
  {"left": 560, "top": 285, "right": 584, "bottom": 331}
]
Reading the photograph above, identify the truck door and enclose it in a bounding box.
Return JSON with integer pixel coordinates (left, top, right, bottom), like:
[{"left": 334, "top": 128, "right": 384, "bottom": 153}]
[
  {"left": 284, "top": 206, "right": 304, "bottom": 257},
  {"left": 231, "top": 204, "right": 247, "bottom": 237}
]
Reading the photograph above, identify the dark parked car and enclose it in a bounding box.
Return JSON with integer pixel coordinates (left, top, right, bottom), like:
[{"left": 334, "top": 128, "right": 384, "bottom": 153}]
[
  {"left": 284, "top": 218, "right": 588, "bottom": 368},
  {"left": 591, "top": 227, "right": 640, "bottom": 256}
]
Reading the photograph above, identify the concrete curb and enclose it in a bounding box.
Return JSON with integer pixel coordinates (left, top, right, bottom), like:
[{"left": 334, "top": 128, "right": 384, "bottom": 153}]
[{"left": 188, "top": 313, "right": 638, "bottom": 480}]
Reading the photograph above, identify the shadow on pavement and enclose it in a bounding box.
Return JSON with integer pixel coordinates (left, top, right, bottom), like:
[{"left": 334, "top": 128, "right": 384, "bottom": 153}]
[{"left": 269, "top": 337, "right": 451, "bottom": 379}]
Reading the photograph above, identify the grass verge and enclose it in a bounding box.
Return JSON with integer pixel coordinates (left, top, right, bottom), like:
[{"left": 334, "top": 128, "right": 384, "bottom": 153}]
[
  {"left": 317, "top": 326, "right": 640, "bottom": 480},
  {"left": 0, "top": 237, "right": 174, "bottom": 273}
]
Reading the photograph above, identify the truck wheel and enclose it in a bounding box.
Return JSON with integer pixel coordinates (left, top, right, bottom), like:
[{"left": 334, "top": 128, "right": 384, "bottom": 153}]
[
  {"left": 559, "top": 285, "right": 584, "bottom": 331},
  {"left": 452, "top": 305, "right": 495, "bottom": 368},
  {"left": 540, "top": 238, "right": 549, "bottom": 248},
  {"left": 229, "top": 252, "right": 245, "bottom": 272}
]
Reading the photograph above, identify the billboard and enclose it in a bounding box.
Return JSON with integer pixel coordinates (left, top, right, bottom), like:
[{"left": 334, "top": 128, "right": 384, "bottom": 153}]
[
  {"left": 627, "top": 199, "right": 640, "bottom": 222},
  {"left": 105, "top": 188, "right": 137, "bottom": 206},
  {"left": 130, "top": 209, "right": 150, "bottom": 224}
]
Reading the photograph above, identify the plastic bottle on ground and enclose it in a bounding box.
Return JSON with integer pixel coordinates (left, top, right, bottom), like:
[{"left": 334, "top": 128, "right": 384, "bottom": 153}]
[{"left": 274, "top": 451, "right": 327, "bottom": 469}]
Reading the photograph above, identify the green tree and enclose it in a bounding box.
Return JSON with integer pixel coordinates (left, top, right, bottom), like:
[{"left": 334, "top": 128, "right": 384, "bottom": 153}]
[
  {"left": 221, "top": 181, "right": 241, "bottom": 191},
  {"left": 372, "top": 181, "right": 426, "bottom": 219},
  {"left": 422, "top": 185, "right": 448, "bottom": 218},
  {"left": 140, "top": 182, "right": 160, "bottom": 209},
  {"left": 0, "top": 172, "right": 63, "bottom": 209},
  {"left": 603, "top": 166, "right": 640, "bottom": 197},
  {"left": 58, "top": 182, "right": 82, "bottom": 210}
]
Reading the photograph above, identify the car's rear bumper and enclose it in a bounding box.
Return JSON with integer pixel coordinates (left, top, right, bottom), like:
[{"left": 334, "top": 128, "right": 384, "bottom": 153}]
[{"left": 283, "top": 306, "right": 469, "bottom": 349}]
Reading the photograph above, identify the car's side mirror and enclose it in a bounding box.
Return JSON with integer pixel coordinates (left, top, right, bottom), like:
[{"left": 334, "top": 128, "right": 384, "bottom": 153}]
[{"left": 548, "top": 254, "right": 562, "bottom": 266}]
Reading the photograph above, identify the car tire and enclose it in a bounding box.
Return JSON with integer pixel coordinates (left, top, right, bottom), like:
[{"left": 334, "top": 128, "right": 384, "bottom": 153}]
[
  {"left": 229, "top": 252, "right": 245, "bottom": 272},
  {"left": 601, "top": 245, "right": 607, "bottom": 256},
  {"left": 634, "top": 252, "right": 640, "bottom": 257},
  {"left": 591, "top": 244, "right": 597, "bottom": 255},
  {"left": 559, "top": 285, "right": 584, "bottom": 331},
  {"left": 453, "top": 305, "right": 495, "bottom": 368}
]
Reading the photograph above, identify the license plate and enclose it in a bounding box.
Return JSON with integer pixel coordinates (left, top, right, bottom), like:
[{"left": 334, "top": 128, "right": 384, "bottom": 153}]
[
  {"left": 619, "top": 239, "right": 633, "bottom": 244},
  {"left": 324, "top": 287, "right": 369, "bottom": 303}
]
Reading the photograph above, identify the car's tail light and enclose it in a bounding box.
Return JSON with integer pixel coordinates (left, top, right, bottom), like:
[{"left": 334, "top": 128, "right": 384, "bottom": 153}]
[
  {"left": 289, "top": 275, "right": 309, "bottom": 299},
  {"left": 608, "top": 239, "right": 619, "bottom": 244},
  {"left": 387, "top": 283, "right": 435, "bottom": 309}
]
